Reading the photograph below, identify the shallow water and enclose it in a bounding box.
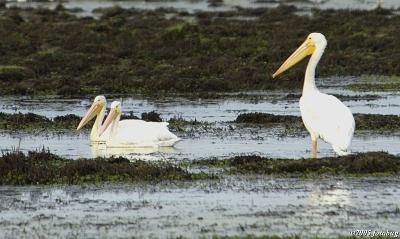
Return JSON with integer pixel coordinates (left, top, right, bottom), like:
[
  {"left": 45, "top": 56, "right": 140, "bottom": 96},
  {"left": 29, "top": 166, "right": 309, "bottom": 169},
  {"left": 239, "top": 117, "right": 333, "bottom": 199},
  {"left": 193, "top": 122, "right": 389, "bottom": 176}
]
[
  {"left": 1, "top": 177, "right": 399, "bottom": 238},
  {"left": 6, "top": 0, "right": 400, "bottom": 16},
  {"left": 1, "top": 77, "right": 399, "bottom": 122},
  {"left": 1, "top": 92, "right": 399, "bottom": 122},
  {"left": 0, "top": 76, "right": 399, "bottom": 160},
  {"left": 1, "top": 129, "right": 400, "bottom": 160}
]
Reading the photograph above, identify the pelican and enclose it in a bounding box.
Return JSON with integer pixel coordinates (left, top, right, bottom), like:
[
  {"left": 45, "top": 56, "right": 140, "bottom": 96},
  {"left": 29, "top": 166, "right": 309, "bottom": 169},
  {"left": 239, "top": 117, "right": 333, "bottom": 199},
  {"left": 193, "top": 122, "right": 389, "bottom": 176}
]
[
  {"left": 99, "top": 101, "right": 181, "bottom": 148},
  {"left": 272, "top": 33, "right": 355, "bottom": 158},
  {"left": 76, "top": 95, "right": 110, "bottom": 143}
]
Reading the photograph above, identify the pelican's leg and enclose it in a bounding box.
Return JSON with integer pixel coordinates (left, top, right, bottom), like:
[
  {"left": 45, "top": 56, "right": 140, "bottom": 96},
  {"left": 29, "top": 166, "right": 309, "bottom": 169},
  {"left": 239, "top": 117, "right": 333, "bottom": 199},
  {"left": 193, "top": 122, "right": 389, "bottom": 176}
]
[{"left": 312, "top": 139, "right": 318, "bottom": 159}]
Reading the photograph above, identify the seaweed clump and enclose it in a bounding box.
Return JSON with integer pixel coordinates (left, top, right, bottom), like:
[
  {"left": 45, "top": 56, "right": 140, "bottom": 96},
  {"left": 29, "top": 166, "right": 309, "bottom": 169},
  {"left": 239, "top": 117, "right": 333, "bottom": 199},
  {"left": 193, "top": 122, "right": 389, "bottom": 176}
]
[
  {"left": 208, "top": 0, "right": 224, "bottom": 7},
  {"left": 0, "top": 111, "right": 170, "bottom": 131},
  {"left": 0, "top": 149, "right": 208, "bottom": 185},
  {"left": 234, "top": 112, "right": 305, "bottom": 135},
  {"left": 354, "top": 114, "right": 400, "bottom": 132},
  {"left": 53, "top": 114, "right": 82, "bottom": 129},
  {"left": 141, "top": 111, "right": 162, "bottom": 122},
  {"left": 350, "top": 75, "right": 400, "bottom": 92},
  {"left": 120, "top": 111, "right": 163, "bottom": 122},
  {"left": 235, "top": 113, "right": 400, "bottom": 133},
  {"left": 1, "top": 149, "right": 399, "bottom": 185},
  {"left": 0, "top": 112, "right": 85, "bottom": 131},
  {"left": 168, "top": 115, "right": 203, "bottom": 132},
  {"left": 235, "top": 112, "right": 301, "bottom": 125},
  {"left": 0, "top": 112, "right": 51, "bottom": 130},
  {"left": 195, "top": 152, "right": 400, "bottom": 176}
]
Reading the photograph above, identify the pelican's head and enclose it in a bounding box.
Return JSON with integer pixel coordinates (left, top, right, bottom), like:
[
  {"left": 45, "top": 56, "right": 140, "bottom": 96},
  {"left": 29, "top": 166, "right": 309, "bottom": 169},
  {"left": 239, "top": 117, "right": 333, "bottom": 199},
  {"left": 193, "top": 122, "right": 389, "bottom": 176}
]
[
  {"left": 98, "top": 101, "right": 122, "bottom": 136},
  {"left": 76, "top": 95, "right": 106, "bottom": 130},
  {"left": 272, "top": 33, "right": 327, "bottom": 78}
]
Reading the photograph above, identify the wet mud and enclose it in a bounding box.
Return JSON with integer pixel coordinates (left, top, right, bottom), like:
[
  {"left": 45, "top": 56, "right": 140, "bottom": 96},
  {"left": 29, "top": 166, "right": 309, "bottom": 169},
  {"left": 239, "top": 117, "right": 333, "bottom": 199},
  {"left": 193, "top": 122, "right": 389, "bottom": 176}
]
[{"left": 0, "top": 177, "right": 399, "bottom": 238}]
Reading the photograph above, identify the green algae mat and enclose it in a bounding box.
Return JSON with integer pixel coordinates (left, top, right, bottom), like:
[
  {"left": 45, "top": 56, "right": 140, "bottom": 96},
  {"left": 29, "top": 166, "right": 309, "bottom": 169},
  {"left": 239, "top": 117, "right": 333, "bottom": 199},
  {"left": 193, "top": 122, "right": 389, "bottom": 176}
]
[
  {"left": 1, "top": 6, "right": 400, "bottom": 95},
  {"left": 1, "top": 150, "right": 399, "bottom": 185}
]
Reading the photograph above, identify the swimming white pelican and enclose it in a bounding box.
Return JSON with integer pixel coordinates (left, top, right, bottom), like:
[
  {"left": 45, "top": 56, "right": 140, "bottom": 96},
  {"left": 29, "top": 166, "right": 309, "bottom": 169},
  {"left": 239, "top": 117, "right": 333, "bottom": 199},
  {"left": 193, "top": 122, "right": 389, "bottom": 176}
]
[
  {"left": 76, "top": 95, "right": 110, "bottom": 143},
  {"left": 99, "top": 101, "right": 181, "bottom": 148},
  {"left": 272, "top": 33, "right": 355, "bottom": 158}
]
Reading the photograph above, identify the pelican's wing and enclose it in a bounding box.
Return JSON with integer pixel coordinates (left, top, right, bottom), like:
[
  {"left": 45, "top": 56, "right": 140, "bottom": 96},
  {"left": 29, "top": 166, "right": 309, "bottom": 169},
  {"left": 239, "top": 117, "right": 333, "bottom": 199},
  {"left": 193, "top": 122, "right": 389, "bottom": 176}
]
[
  {"left": 300, "top": 92, "right": 355, "bottom": 154},
  {"left": 116, "top": 120, "right": 180, "bottom": 146}
]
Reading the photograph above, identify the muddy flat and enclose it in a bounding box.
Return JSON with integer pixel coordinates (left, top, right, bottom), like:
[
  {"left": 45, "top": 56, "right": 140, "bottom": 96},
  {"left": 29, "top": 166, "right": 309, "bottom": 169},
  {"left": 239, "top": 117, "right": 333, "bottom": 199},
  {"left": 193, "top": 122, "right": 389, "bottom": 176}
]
[{"left": 0, "top": 176, "right": 399, "bottom": 238}]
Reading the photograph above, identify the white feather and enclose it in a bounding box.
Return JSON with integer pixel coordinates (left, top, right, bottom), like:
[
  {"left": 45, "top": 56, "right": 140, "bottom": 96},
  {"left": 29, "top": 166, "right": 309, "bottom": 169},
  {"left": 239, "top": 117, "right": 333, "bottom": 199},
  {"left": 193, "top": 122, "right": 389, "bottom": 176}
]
[
  {"left": 108, "top": 120, "right": 180, "bottom": 148},
  {"left": 103, "top": 101, "right": 181, "bottom": 148},
  {"left": 300, "top": 91, "right": 355, "bottom": 155}
]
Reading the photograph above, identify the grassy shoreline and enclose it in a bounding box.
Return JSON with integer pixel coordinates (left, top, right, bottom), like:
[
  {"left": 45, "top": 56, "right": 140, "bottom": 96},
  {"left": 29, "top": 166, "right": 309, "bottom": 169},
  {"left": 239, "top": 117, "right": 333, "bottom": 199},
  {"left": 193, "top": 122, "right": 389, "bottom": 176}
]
[{"left": 1, "top": 6, "right": 400, "bottom": 95}]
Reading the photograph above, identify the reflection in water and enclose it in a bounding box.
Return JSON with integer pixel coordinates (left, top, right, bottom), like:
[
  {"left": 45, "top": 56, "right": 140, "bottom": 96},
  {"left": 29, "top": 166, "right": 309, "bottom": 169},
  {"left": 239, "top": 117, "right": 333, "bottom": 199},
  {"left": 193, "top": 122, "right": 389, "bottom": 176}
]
[
  {"left": 90, "top": 143, "right": 176, "bottom": 161},
  {"left": 303, "top": 181, "right": 353, "bottom": 234},
  {"left": 308, "top": 181, "right": 352, "bottom": 207},
  {"left": 90, "top": 143, "right": 106, "bottom": 158}
]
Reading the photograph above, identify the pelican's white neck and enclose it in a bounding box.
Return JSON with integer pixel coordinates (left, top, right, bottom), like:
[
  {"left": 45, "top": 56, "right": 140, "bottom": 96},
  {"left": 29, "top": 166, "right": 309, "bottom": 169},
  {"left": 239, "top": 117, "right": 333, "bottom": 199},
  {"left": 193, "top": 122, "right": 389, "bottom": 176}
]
[
  {"left": 90, "top": 104, "right": 106, "bottom": 141},
  {"left": 109, "top": 113, "right": 121, "bottom": 142},
  {"left": 303, "top": 42, "right": 326, "bottom": 95}
]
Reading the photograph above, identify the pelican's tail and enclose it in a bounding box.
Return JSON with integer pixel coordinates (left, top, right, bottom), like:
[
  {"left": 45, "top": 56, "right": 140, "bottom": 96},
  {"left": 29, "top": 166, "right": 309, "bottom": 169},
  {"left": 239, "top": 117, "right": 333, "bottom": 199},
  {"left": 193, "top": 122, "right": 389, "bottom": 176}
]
[
  {"left": 158, "top": 137, "right": 181, "bottom": 147},
  {"left": 333, "top": 146, "right": 351, "bottom": 156}
]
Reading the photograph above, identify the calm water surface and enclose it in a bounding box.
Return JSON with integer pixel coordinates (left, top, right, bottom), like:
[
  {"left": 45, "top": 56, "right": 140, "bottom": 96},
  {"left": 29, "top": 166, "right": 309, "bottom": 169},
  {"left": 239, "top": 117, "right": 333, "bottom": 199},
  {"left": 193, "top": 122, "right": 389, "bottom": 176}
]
[{"left": 0, "top": 77, "right": 399, "bottom": 159}]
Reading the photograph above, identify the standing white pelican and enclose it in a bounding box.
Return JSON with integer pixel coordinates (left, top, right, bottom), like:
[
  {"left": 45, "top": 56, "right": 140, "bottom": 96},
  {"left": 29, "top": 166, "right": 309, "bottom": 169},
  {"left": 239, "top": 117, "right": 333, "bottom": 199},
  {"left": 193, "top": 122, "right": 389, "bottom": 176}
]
[
  {"left": 76, "top": 95, "right": 110, "bottom": 143},
  {"left": 272, "top": 33, "right": 355, "bottom": 158},
  {"left": 99, "top": 101, "right": 181, "bottom": 148}
]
